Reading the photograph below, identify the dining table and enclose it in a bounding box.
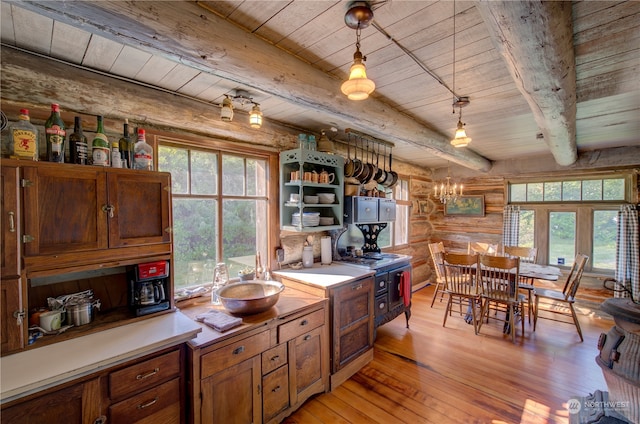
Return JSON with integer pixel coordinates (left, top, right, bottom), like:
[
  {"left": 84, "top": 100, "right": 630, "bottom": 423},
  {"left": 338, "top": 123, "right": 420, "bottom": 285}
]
[{"left": 519, "top": 262, "right": 563, "bottom": 282}]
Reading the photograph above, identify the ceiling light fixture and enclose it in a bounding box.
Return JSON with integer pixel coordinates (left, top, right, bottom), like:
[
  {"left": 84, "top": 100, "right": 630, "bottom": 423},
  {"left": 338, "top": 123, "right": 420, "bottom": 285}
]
[
  {"left": 249, "top": 103, "right": 263, "bottom": 129},
  {"left": 434, "top": 163, "right": 463, "bottom": 204},
  {"left": 450, "top": 0, "right": 471, "bottom": 148},
  {"left": 220, "top": 89, "right": 263, "bottom": 128},
  {"left": 220, "top": 95, "right": 234, "bottom": 122},
  {"left": 341, "top": 2, "right": 376, "bottom": 101}
]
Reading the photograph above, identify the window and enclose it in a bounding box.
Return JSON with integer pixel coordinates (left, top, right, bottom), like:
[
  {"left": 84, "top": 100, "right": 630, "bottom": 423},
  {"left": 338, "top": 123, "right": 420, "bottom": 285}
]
[
  {"left": 510, "top": 177, "right": 625, "bottom": 202},
  {"left": 377, "top": 178, "right": 410, "bottom": 249},
  {"left": 508, "top": 175, "right": 630, "bottom": 273},
  {"left": 158, "top": 143, "right": 270, "bottom": 290}
]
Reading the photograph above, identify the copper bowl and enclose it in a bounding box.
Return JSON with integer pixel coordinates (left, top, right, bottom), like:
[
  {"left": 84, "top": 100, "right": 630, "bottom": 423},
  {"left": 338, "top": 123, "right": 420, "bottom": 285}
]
[{"left": 217, "top": 281, "right": 285, "bottom": 315}]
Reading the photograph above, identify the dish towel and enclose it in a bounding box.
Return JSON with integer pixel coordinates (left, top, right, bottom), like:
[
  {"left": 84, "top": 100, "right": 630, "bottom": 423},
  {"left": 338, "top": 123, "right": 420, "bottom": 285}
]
[
  {"left": 400, "top": 271, "right": 411, "bottom": 307},
  {"left": 196, "top": 310, "right": 243, "bottom": 332}
]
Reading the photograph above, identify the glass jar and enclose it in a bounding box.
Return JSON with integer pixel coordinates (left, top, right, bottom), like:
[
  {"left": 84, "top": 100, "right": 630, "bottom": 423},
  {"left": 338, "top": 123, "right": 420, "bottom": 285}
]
[
  {"left": 211, "top": 262, "right": 229, "bottom": 305},
  {"left": 302, "top": 246, "right": 314, "bottom": 268}
]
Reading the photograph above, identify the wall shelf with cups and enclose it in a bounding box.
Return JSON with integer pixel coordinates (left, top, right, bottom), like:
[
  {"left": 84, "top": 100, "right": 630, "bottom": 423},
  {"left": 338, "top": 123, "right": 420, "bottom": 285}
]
[{"left": 280, "top": 147, "right": 344, "bottom": 232}]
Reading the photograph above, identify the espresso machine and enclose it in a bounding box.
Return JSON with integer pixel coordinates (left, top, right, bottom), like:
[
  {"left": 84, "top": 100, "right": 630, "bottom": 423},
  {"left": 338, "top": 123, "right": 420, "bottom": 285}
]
[{"left": 128, "top": 260, "right": 171, "bottom": 316}]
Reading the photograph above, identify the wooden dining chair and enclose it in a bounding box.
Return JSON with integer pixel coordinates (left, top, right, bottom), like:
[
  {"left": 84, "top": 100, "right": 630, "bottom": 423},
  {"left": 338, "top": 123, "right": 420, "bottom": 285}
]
[
  {"left": 441, "top": 252, "right": 481, "bottom": 334},
  {"left": 477, "top": 255, "right": 524, "bottom": 342},
  {"left": 504, "top": 246, "right": 539, "bottom": 323},
  {"left": 428, "top": 242, "right": 446, "bottom": 307},
  {"left": 533, "top": 253, "right": 589, "bottom": 342},
  {"left": 467, "top": 242, "right": 499, "bottom": 256}
]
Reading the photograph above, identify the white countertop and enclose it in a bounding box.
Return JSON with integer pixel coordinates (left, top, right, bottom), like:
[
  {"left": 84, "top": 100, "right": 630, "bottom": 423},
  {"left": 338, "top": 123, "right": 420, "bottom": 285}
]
[
  {"left": 273, "top": 263, "right": 374, "bottom": 288},
  {"left": 0, "top": 311, "right": 201, "bottom": 404}
]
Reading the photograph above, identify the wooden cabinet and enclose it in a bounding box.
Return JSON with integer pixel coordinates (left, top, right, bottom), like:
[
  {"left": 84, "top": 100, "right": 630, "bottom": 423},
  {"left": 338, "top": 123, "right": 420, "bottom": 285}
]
[
  {"left": 1, "top": 164, "right": 20, "bottom": 277},
  {"left": 330, "top": 276, "right": 374, "bottom": 373},
  {"left": 188, "top": 294, "right": 329, "bottom": 424},
  {"left": 21, "top": 163, "right": 171, "bottom": 272},
  {"left": 107, "top": 348, "right": 183, "bottom": 424},
  {"left": 280, "top": 147, "right": 344, "bottom": 231},
  {"left": 1, "top": 277, "right": 26, "bottom": 354},
  {"left": 1, "top": 377, "right": 102, "bottom": 424},
  {"left": 0, "top": 159, "right": 175, "bottom": 356},
  {"left": 1, "top": 345, "right": 185, "bottom": 424}
]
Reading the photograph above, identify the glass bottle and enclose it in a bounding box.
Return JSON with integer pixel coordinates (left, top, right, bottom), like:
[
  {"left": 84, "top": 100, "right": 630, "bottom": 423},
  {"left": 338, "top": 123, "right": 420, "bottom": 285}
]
[
  {"left": 211, "top": 263, "right": 229, "bottom": 305},
  {"left": 302, "top": 246, "right": 314, "bottom": 268},
  {"left": 255, "top": 251, "right": 264, "bottom": 280},
  {"left": 91, "top": 115, "right": 110, "bottom": 167},
  {"left": 45, "top": 103, "right": 66, "bottom": 163},
  {"left": 9, "top": 109, "right": 39, "bottom": 161},
  {"left": 118, "top": 119, "right": 133, "bottom": 168},
  {"left": 133, "top": 128, "right": 153, "bottom": 170},
  {"left": 110, "top": 139, "right": 122, "bottom": 168},
  {"left": 69, "top": 116, "right": 88, "bottom": 165}
]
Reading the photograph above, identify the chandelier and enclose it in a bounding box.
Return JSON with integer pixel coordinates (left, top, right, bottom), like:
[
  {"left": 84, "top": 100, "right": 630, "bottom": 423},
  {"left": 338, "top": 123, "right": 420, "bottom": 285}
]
[{"left": 434, "top": 166, "right": 463, "bottom": 204}]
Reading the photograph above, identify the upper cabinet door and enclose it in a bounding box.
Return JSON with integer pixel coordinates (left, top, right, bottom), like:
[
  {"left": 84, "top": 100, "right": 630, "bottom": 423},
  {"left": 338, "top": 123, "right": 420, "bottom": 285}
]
[
  {"left": 1, "top": 165, "right": 20, "bottom": 277},
  {"left": 22, "top": 165, "right": 108, "bottom": 256},
  {"left": 106, "top": 171, "right": 171, "bottom": 248}
]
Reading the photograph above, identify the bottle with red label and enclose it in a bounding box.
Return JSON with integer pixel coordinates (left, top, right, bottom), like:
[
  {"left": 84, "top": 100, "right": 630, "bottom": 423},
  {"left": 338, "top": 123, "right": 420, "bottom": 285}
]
[
  {"left": 133, "top": 128, "right": 153, "bottom": 170},
  {"left": 45, "top": 103, "right": 66, "bottom": 162},
  {"left": 9, "top": 109, "right": 39, "bottom": 161}
]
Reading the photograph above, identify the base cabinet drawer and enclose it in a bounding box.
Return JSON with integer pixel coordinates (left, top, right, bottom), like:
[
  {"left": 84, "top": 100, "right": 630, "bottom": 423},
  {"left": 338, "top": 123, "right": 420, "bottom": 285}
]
[
  {"left": 109, "top": 377, "right": 181, "bottom": 424},
  {"left": 109, "top": 349, "right": 181, "bottom": 400},
  {"left": 201, "top": 330, "right": 270, "bottom": 378},
  {"left": 262, "top": 365, "right": 290, "bottom": 422}
]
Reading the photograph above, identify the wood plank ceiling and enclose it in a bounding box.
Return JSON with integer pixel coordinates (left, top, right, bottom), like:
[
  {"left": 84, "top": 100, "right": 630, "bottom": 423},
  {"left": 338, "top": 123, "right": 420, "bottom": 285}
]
[{"left": 1, "top": 1, "right": 638, "bottom": 171}]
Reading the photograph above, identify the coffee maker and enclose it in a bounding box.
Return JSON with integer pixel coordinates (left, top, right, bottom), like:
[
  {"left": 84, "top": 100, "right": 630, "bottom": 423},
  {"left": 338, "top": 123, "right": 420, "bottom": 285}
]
[{"left": 128, "top": 260, "right": 171, "bottom": 316}]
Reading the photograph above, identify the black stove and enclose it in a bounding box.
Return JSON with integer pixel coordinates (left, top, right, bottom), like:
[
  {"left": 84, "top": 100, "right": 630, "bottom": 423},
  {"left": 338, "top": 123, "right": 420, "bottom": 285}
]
[{"left": 337, "top": 253, "right": 409, "bottom": 270}]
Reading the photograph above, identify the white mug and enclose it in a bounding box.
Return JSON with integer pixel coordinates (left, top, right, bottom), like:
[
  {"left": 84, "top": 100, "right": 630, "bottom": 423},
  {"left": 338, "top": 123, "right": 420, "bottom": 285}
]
[{"left": 39, "top": 310, "right": 64, "bottom": 332}]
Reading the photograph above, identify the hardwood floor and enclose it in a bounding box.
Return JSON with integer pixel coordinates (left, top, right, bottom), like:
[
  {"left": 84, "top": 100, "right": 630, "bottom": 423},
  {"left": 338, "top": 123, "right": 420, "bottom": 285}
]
[{"left": 282, "top": 285, "right": 614, "bottom": 424}]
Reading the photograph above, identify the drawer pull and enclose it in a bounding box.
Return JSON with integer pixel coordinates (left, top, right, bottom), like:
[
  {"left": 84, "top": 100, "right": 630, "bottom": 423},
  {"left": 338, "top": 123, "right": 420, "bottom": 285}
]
[
  {"left": 272, "top": 385, "right": 281, "bottom": 393},
  {"left": 300, "top": 319, "right": 308, "bottom": 326},
  {"left": 379, "top": 303, "right": 386, "bottom": 309},
  {"left": 137, "top": 397, "right": 158, "bottom": 410},
  {"left": 270, "top": 355, "right": 280, "bottom": 361},
  {"left": 136, "top": 368, "right": 159, "bottom": 380},
  {"left": 352, "top": 283, "right": 363, "bottom": 290},
  {"left": 304, "top": 334, "right": 312, "bottom": 341},
  {"left": 8, "top": 211, "right": 15, "bottom": 232},
  {"left": 233, "top": 346, "right": 245, "bottom": 355}
]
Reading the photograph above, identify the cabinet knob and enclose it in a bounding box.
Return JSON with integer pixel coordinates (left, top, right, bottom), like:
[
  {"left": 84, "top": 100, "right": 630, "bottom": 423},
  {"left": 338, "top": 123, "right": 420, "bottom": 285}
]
[
  {"left": 93, "top": 415, "right": 107, "bottom": 424},
  {"left": 233, "top": 346, "right": 245, "bottom": 355},
  {"left": 300, "top": 319, "right": 308, "bottom": 326}
]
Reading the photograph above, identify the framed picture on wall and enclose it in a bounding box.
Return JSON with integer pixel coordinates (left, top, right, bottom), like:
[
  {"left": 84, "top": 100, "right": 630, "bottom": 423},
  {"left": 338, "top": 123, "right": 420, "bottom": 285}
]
[{"left": 444, "top": 195, "right": 485, "bottom": 216}]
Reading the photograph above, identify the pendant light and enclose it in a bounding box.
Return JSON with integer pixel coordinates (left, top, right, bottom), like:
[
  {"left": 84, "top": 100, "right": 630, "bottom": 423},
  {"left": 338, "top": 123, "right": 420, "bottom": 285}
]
[
  {"left": 450, "top": 0, "right": 472, "bottom": 148},
  {"left": 220, "top": 89, "right": 264, "bottom": 129},
  {"left": 341, "top": 2, "right": 376, "bottom": 101}
]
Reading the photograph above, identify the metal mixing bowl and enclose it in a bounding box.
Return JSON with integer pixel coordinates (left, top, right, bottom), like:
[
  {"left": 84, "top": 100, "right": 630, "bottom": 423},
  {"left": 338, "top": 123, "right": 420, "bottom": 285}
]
[{"left": 217, "top": 281, "right": 285, "bottom": 315}]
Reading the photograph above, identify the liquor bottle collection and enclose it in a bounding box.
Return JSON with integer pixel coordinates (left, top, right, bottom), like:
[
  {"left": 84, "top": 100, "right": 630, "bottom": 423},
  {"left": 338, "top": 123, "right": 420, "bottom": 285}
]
[{"left": 5, "top": 104, "right": 153, "bottom": 170}]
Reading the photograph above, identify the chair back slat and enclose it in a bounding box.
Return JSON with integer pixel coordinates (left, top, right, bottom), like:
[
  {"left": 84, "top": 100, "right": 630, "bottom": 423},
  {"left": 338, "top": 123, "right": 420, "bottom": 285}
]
[
  {"left": 429, "top": 242, "right": 446, "bottom": 281},
  {"left": 563, "top": 254, "right": 589, "bottom": 300},
  {"left": 504, "top": 246, "right": 538, "bottom": 264},
  {"left": 478, "top": 255, "right": 520, "bottom": 302},
  {"left": 442, "top": 253, "right": 479, "bottom": 296}
]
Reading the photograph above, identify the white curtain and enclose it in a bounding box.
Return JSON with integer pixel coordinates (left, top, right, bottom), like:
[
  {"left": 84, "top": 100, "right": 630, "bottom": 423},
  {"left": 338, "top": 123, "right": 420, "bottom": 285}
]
[
  {"left": 615, "top": 204, "right": 639, "bottom": 302},
  {"left": 502, "top": 205, "right": 520, "bottom": 247}
]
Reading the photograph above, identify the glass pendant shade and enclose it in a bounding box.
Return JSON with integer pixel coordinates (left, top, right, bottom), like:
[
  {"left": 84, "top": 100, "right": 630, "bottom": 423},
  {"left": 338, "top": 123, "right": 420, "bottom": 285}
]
[
  {"left": 249, "top": 104, "right": 263, "bottom": 128},
  {"left": 220, "top": 97, "right": 234, "bottom": 122},
  {"left": 341, "top": 49, "right": 375, "bottom": 101},
  {"left": 450, "top": 119, "right": 471, "bottom": 147}
]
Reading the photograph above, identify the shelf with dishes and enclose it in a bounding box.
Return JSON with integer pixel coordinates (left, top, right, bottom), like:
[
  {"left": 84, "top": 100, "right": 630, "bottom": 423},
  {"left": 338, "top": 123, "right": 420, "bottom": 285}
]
[{"left": 280, "top": 147, "right": 344, "bottom": 232}]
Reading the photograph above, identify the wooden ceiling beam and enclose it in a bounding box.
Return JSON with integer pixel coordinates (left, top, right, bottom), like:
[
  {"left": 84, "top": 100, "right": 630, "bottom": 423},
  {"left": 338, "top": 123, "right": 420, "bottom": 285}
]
[
  {"left": 476, "top": 1, "right": 578, "bottom": 166},
  {"left": 11, "top": 0, "right": 493, "bottom": 171}
]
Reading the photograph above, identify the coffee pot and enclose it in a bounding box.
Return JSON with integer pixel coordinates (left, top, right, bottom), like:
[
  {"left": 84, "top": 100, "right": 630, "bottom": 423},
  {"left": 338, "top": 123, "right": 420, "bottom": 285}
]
[{"left": 139, "top": 281, "right": 156, "bottom": 305}]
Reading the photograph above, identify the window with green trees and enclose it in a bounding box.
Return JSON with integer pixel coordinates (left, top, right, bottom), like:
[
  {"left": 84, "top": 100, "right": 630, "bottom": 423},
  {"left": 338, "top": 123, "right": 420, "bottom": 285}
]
[
  {"left": 509, "top": 175, "right": 629, "bottom": 273},
  {"left": 158, "top": 144, "right": 269, "bottom": 290}
]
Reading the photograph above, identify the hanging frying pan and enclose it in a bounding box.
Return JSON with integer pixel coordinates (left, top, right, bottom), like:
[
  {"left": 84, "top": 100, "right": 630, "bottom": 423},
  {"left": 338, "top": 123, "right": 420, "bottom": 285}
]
[
  {"left": 388, "top": 152, "right": 399, "bottom": 187},
  {"left": 344, "top": 134, "right": 354, "bottom": 177},
  {"left": 375, "top": 144, "right": 387, "bottom": 184},
  {"left": 373, "top": 143, "right": 383, "bottom": 182},
  {"left": 351, "top": 137, "right": 365, "bottom": 180}
]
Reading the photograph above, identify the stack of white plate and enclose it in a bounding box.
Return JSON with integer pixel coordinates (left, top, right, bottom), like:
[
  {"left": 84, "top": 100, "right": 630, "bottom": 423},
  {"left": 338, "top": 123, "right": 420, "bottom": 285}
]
[{"left": 292, "top": 212, "right": 320, "bottom": 227}]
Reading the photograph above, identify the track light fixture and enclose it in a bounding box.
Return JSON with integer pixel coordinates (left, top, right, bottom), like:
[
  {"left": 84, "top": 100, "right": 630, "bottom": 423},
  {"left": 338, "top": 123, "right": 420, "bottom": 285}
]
[{"left": 220, "top": 90, "right": 263, "bottom": 128}]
